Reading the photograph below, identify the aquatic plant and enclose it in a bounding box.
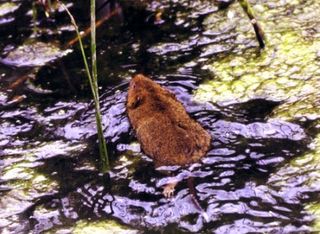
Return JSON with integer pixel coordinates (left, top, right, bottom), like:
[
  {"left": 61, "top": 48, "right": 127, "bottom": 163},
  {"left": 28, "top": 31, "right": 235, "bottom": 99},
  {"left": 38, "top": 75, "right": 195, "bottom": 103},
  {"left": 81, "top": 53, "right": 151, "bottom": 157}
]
[{"left": 60, "top": 1, "right": 110, "bottom": 172}]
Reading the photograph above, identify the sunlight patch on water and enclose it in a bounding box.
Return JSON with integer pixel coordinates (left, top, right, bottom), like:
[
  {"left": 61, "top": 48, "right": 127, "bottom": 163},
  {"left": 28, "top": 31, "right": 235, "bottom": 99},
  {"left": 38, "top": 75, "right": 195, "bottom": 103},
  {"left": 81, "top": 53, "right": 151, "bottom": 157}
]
[
  {"left": 268, "top": 126, "right": 320, "bottom": 232},
  {"left": 0, "top": 140, "right": 87, "bottom": 232},
  {"left": 0, "top": 2, "right": 20, "bottom": 17},
  {"left": 3, "top": 140, "right": 87, "bottom": 161},
  {"left": 304, "top": 135, "right": 320, "bottom": 232}
]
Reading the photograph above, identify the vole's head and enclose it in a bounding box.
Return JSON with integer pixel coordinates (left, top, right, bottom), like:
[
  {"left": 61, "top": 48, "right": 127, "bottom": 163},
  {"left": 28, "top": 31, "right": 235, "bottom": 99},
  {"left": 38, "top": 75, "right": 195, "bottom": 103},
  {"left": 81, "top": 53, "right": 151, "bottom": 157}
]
[
  {"left": 127, "top": 74, "right": 153, "bottom": 109},
  {"left": 129, "top": 74, "right": 155, "bottom": 91}
]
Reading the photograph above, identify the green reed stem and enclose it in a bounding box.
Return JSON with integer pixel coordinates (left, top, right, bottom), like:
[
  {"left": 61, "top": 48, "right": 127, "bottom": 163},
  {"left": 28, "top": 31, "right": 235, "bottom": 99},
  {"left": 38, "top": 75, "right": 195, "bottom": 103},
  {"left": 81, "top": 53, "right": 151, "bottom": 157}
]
[
  {"left": 90, "top": 0, "right": 110, "bottom": 172},
  {"left": 32, "top": 1, "right": 38, "bottom": 36},
  {"left": 238, "top": 0, "right": 265, "bottom": 48},
  {"left": 61, "top": 2, "right": 109, "bottom": 172}
]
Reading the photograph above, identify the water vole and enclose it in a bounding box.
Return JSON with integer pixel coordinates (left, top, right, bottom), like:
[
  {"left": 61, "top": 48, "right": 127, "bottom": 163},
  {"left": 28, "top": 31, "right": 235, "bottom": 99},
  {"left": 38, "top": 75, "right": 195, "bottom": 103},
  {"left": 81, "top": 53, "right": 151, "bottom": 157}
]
[{"left": 127, "top": 74, "right": 211, "bottom": 167}]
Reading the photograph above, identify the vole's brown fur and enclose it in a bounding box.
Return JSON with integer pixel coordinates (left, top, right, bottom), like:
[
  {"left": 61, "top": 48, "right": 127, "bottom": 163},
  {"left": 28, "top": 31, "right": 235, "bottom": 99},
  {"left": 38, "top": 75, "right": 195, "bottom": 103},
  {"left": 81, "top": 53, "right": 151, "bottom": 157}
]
[{"left": 127, "top": 74, "right": 211, "bottom": 167}]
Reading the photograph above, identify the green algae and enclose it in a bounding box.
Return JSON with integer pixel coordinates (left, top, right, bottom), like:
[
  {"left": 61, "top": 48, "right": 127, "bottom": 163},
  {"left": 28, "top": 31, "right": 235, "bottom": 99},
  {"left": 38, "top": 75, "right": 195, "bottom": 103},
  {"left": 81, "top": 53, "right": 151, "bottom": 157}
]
[
  {"left": 307, "top": 202, "right": 320, "bottom": 232},
  {"left": 0, "top": 168, "right": 59, "bottom": 233},
  {"left": 1, "top": 165, "right": 59, "bottom": 211},
  {"left": 272, "top": 90, "right": 320, "bottom": 123},
  {"left": 195, "top": 31, "right": 320, "bottom": 105},
  {"left": 196, "top": 0, "right": 320, "bottom": 106},
  {"left": 1, "top": 41, "right": 72, "bottom": 67},
  {"left": 73, "top": 220, "right": 139, "bottom": 234}
]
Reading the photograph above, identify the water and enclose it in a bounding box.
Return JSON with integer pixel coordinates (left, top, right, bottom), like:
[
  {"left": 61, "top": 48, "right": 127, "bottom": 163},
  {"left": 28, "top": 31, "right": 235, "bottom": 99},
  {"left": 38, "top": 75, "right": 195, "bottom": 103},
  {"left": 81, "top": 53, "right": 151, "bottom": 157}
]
[{"left": 0, "top": 0, "right": 320, "bottom": 233}]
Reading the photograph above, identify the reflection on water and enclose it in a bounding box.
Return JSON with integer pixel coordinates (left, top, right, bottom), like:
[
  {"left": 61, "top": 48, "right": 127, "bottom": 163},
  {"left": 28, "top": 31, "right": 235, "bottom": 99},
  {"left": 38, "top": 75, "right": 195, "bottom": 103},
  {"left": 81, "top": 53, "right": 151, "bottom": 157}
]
[{"left": 0, "top": 0, "right": 320, "bottom": 233}]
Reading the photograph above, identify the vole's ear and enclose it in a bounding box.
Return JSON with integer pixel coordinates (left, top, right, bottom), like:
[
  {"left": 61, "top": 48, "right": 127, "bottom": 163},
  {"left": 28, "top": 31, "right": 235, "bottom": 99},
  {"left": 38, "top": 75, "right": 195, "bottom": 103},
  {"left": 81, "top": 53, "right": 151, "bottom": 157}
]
[{"left": 128, "top": 95, "right": 143, "bottom": 109}]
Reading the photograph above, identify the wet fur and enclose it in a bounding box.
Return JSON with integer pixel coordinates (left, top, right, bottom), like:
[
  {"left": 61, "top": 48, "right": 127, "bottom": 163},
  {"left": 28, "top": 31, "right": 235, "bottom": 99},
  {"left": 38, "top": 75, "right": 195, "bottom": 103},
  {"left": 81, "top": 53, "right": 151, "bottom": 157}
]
[{"left": 127, "top": 74, "right": 211, "bottom": 167}]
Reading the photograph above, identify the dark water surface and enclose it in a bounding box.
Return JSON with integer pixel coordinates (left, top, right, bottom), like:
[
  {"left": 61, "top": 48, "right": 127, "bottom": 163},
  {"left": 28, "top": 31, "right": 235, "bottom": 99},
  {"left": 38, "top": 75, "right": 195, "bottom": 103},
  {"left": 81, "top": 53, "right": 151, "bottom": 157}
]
[{"left": 1, "top": 0, "right": 320, "bottom": 233}]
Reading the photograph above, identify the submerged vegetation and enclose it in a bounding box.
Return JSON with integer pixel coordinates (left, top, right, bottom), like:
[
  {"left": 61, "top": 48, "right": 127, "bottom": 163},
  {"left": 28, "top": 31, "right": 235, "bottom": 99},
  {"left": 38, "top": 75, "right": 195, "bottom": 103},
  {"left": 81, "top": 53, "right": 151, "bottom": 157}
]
[{"left": 0, "top": 0, "right": 319, "bottom": 233}]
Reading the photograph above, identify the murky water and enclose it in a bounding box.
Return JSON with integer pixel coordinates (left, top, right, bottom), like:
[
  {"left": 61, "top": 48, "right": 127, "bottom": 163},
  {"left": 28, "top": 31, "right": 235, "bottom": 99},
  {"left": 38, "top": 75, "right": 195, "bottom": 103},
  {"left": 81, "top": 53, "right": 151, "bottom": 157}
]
[{"left": 1, "top": 0, "right": 320, "bottom": 233}]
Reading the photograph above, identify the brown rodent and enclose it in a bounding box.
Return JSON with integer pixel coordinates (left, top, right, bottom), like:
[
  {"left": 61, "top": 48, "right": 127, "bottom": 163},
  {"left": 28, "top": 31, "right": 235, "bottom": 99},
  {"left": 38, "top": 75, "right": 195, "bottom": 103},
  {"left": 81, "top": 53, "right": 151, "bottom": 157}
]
[{"left": 127, "top": 74, "right": 211, "bottom": 167}]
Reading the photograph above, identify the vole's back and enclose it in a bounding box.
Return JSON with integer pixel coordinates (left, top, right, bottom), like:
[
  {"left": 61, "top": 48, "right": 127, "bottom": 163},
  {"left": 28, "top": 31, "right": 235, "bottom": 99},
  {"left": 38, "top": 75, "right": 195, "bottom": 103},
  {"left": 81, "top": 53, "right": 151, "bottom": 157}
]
[{"left": 127, "top": 74, "right": 211, "bottom": 167}]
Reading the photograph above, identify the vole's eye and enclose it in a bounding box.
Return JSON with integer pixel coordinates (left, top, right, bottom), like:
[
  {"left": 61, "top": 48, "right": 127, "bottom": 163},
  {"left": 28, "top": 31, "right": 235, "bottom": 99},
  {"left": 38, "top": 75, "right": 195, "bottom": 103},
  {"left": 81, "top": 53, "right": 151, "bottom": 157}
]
[{"left": 129, "top": 96, "right": 143, "bottom": 109}]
